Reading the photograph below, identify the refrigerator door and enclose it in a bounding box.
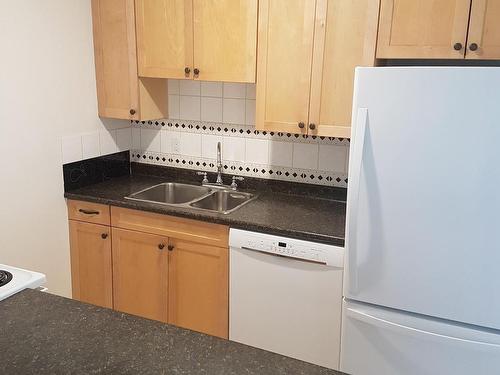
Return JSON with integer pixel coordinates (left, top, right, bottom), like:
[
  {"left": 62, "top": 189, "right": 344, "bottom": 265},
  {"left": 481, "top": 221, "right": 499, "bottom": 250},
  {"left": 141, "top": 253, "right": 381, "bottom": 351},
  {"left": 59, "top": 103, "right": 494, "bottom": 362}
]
[
  {"left": 346, "top": 67, "right": 500, "bottom": 329},
  {"left": 341, "top": 300, "right": 500, "bottom": 375}
]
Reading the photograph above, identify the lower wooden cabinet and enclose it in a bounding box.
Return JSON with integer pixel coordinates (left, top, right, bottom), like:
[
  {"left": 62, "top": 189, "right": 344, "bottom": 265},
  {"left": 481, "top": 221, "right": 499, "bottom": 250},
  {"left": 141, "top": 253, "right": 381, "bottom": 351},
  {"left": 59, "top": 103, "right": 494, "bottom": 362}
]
[
  {"left": 168, "top": 239, "right": 229, "bottom": 338},
  {"left": 67, "top": 201, "right": 229, "bottom": 339},
  {"left": 69, "top": 220, "right": 113, "bottom": 309},
  {"left": 112, "top": 228, "right": 169, "bottom": 322}
]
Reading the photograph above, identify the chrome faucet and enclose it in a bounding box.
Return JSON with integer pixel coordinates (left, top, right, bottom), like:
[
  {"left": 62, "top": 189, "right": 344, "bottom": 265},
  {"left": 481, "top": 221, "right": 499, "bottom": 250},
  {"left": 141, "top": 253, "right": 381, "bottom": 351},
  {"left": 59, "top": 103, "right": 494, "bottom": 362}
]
[
  {"left": 216, "top": 141, "right": 223, "bottom": 185},
  {"left": 196, "top": 141, "right": 245, "bottom": 190}
]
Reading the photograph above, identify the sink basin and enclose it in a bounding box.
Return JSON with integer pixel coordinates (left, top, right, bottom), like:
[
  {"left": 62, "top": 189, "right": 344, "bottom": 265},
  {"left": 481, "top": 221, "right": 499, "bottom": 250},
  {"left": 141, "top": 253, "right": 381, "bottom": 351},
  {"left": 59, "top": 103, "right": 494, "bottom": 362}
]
[
  {"left": 189, "top": 190, "right": 256, "bottom": 214},
  {"left": 126, "top": 183, "right": 212, "bottom": 205}
]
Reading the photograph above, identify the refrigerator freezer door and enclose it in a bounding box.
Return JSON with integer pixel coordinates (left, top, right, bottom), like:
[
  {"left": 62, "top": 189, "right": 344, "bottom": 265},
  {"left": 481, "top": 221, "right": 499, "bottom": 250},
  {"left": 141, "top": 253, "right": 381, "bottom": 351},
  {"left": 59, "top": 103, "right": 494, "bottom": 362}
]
[
  {"left": 345, "top": 67, "right": 500, "bottom": 330},
  {"left": 341, "top": 301, "right": 500, "bottom": 375}
]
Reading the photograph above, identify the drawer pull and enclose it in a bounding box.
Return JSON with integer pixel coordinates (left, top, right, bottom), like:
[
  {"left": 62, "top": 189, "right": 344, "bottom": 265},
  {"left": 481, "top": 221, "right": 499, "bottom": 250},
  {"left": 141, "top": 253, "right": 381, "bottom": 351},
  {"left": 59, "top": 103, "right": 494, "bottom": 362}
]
[{"left": 79, "top": 209, "right": 100, "bottom": 215}]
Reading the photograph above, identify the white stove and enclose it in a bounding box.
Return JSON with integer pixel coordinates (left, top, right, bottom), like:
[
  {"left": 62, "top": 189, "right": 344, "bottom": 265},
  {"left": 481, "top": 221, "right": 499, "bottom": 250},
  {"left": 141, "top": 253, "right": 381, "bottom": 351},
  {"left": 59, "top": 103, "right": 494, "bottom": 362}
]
[{"left": 0, "top": 264, "right": 46, "bottom": 301}]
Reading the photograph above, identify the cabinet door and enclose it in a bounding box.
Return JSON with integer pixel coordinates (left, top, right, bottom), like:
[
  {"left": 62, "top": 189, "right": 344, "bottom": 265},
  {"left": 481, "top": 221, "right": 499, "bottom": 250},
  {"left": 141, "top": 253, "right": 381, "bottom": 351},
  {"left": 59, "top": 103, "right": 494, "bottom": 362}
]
[
  {"left": 467, "top": 0, "right": 500, "bottom": 59},
  {"left": 69, "top": 220, "right": 112, "bottom": 308},
  {"left": 309, "top": 0, "right": 379, "bottom": 138},
  {"left": 256, "top": 0, "right": 317, "bottom": 134},
  {"left": 112, "top": 228, "right": 169, "bottom": 322},
  {"left": 91, "top": 0, "right": 139, "bottom": 119},
  {"left": 192, "top": 0, "right": 258, "bottom": 83},
  {"left": 377, "top": 0, "right": 472, "bottom": 59},
  {"left": 168, "top": 239, "right": 228, "bottom": 338},
  {"left": 136, "top": 0, "right": 194, "bottom": 79}
]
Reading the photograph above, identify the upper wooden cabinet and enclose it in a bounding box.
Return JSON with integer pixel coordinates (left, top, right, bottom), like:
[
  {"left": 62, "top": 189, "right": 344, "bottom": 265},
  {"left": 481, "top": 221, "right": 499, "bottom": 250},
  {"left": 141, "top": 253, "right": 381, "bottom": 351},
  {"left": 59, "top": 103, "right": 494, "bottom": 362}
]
[
  {"left": 377, "top": 0, "right": 500, "bottom": 59},
  {"left": 310, "top": 0, "right": 380, "bottom": 137},
  {"left": 467, "top": 0, "right": 500, "bottom": 59},
  {"left": 135, "top": 0, "right": 258, "bottom": 82},
  {"left": 91, "top": 0, "right": 167, "bottom": 120},
  {"left": 256, "top": 0, "right": 379, "bottom": 138}
]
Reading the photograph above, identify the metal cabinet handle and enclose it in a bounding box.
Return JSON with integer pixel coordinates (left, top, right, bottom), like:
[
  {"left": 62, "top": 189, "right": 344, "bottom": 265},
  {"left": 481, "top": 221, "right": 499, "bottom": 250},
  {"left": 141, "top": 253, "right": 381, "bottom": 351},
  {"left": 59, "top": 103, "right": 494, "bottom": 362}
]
[
  {"left": 79, "top": 209, "right": 100, "bottom": 215},
  {"left": 158, "top": 244, "right": 165, "bottom": 250},
  {"left": 193, "top": 68, "right": 200, "bottom": 76},
  {"left": 453, "top": 42, "right": 463, "bottom": 51},
  {"left": 469, "top": 43, "right": 479, "bottom": 51},
  {"left": 101, "top": 233, "right": 108, "bottom": 240},
  {"left": 184, "top": 67, "right": 191, "bottom": 75},
  {"left": 298, "top": 122, "right": 305, "bottom": 129},
  {"left": 130, "top": 109, "right": 136, "bottom": 115},
  {"left": 168, "top": 245, "right": 174, "bottom": 251},
  {"left": 309, "top": 123, "right": 316, "bottom": 130}
]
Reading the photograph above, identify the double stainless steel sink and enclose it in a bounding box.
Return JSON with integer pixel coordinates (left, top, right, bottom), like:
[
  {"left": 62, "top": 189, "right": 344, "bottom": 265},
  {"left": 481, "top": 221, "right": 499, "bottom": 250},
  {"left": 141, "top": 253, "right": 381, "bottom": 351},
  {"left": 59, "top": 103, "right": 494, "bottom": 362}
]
[{"left": 125, "top": 183, "right": 256, "bottom": 214}]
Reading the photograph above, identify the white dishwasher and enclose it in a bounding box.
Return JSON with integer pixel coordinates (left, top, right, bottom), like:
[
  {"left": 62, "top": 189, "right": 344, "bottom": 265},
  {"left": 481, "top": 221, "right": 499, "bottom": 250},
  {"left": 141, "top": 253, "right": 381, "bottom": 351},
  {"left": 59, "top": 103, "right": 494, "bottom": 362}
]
[{"left": 229, "top": 229, "right": 344, "bottom": 370}]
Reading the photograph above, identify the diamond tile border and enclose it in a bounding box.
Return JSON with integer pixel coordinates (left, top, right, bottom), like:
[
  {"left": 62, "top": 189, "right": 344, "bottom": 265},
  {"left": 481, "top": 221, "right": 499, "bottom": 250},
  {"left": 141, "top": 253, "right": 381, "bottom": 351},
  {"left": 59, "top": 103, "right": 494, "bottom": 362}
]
[
  {"left": 132, "top": 120, "right": 350, "bottom": 146},
  {"left": 131, "top": 150, "right": 348, "bottom": 188}
]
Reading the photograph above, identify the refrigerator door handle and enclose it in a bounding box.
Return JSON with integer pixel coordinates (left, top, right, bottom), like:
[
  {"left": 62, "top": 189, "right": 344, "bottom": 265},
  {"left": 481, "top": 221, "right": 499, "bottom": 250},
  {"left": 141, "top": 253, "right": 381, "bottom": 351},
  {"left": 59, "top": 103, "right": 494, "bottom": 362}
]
[
  {"left": 346, "top": 108, "right": 369, "bottom": 295},
  {"left": 346, "top": 306, "right": 500, "bottom": 348}
]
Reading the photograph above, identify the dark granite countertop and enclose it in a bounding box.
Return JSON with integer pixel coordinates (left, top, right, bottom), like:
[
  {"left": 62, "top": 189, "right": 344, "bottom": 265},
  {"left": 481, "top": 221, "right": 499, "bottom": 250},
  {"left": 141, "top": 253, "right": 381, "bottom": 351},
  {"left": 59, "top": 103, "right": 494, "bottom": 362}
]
[
  {"left": 64, "top": 170, "right": 346, "bottom": 247},
  {"left": 0, "top": 290, "right": 342, "bottom": 374}
]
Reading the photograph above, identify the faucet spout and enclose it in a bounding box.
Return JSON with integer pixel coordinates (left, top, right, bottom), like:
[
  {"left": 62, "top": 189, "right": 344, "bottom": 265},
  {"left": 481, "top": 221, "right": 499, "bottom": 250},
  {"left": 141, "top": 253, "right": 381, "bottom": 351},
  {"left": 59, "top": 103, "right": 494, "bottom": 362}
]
[{"left": 216, "top": 142, "right": 223, "bottom": 184}]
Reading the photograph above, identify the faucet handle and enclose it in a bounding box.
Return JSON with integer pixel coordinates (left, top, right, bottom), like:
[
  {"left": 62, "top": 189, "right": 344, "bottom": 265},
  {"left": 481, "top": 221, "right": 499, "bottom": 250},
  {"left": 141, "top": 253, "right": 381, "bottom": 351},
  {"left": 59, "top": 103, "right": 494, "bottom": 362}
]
[
  {"left": 197, "top": 171, "right": 209, "bottom": 184},
  {"left": 231, "top": 176, "right": 245, "bottom": 190}
]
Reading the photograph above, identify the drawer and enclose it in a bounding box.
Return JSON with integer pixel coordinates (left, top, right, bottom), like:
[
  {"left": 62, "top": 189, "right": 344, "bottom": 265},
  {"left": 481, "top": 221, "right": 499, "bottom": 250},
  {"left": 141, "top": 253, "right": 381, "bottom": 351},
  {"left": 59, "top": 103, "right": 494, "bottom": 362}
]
[
  {"left": 111, "top": 207, "right": 229, "bottom": 248},
  {"left": 67, "top": 200, "right": 111, "bottom": 225}
]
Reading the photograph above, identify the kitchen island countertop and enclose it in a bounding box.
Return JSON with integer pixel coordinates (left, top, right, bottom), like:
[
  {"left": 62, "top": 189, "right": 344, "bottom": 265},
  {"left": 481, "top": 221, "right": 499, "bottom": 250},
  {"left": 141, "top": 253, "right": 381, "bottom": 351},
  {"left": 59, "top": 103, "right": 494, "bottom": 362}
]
[{"left": 0, "top": 290, "right": 343, "bottom": 375}]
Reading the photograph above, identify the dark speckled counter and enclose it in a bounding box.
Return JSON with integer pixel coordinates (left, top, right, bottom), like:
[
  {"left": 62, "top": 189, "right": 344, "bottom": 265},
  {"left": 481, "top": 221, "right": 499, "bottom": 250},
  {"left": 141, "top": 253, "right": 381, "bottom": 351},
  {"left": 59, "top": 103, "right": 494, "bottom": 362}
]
[
  {"left": 64, "top": 172, "right": 346, "bottom": 246},
  {"left": 0, "top": 290, "right": 343, "bottom": 375}
]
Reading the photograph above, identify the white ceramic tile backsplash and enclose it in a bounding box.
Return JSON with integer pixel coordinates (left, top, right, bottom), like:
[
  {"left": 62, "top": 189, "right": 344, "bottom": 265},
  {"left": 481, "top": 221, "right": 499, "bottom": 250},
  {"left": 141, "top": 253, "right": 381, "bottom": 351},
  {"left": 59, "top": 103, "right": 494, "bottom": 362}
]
[
  {"left": 292, "top": 143, "right": 319, "bottom": 170},
  {"left": 201, "top": 97, "right": 223, "bottom": 122},
  {"left": 100, "top": 129, "right": 119, "bottom": 155},
  {"left": 202, "top": 134, "right": 223, "bottom": 159},
  {"left": 201, "top": 81, "right": 223, "bottom": 97},
  {"left": 223, "top": 98, "right": 246, "bottom": 125},
  {"left": 223, "top": 136, "right": 246, "bottom": 162},
  {"left": 168, "top": 80, "right": 256, "bottom": 127},
  {"left": 269, "top": 141, "right": 293, "bottom": 168},
  {"left": 168, "top": 95, "right": 180, "bottom": 119},
  {"left": 132, "top": 128, "right": 141, "bottom": 150},
  {"left": 62, "top": 80, "right": 349, "bottom": 188},
  {"left": 180, "top": 132, "right": 202, "bottom": 157},
  {"left": 141, "top": 128, "right": 161, "bottom": 152},
  {"left": 223, "top": 83, "right": 247, "bottom": 99},
  {"left": 180, "top": 96, "right": 201, "bottom": 121},
  {"left": 179, "top": 80, "right": 201, "bottom": 96},
  {"left": 116, "top": 128, "right": 132, "bottom": 152},
  {"left": 246, "top": 138, "right": 269, "bottom": 165},
  {"left": 319, "top": 144, "right": 348, "bottom": 173},
  {"left": 81, "top": 132, "right": 100, "bottom": 160},
  {"left": 61, "top": 135, "right": 83, "bottom": 164}
]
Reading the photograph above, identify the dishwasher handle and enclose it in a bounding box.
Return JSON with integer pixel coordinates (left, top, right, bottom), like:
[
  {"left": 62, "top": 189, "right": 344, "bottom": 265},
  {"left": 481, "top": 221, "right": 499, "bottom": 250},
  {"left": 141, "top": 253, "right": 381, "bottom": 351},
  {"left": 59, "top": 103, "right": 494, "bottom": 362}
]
[{"left": 240, "top": 246, "right": 343, "bottom": 268}]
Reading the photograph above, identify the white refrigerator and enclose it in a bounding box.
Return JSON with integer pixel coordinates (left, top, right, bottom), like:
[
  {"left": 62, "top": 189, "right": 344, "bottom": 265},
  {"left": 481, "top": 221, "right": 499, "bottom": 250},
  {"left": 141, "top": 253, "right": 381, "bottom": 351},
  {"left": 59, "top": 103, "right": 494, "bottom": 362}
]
[{"left": 341, "top": 67, "right": 500, "bottom": 375}]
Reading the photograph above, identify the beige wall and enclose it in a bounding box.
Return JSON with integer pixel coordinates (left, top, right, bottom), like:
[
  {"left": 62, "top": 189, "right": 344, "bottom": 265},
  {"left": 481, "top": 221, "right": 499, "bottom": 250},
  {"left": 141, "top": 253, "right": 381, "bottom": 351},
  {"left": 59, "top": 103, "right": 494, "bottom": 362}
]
[{"left": 0, "top": 0, "right": 126, "bottom": 296}]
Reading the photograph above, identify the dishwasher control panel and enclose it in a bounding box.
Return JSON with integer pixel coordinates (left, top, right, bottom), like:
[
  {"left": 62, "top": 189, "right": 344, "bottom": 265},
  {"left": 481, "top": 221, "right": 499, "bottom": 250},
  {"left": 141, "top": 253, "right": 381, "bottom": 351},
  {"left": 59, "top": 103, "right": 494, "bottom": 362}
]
[{"left": 230, "top": 229, "right": 344, "bottom": 267}]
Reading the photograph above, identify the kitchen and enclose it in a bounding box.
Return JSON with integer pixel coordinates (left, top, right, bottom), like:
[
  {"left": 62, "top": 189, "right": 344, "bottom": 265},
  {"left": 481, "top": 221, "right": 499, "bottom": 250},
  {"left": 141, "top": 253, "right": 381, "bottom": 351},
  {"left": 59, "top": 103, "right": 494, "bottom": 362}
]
[{"left": 1, "top": 1, "right": 500, "bottom": 374}]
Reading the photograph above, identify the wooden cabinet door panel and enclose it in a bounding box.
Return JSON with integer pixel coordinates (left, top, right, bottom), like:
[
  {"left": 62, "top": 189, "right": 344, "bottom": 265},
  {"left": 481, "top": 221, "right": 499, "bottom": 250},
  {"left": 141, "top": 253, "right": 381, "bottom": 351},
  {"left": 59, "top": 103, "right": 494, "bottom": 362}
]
[
  {"left": 377, "top": 0, "right": 471, "bottom": 59},
  {"left": 309, "top": 0, "right": 379, "bottom": 138},
  {"left": 112, "top": 228, "right": 169, "bottom": 322},
  {"left": 192, "top": 0, "right": 258, "bottom": 83},
  {"left": 69, "top": 220, "right": 112, "bottom": 308},
  {"left": 467, "top": 0, "right": 500, "bottom": 59},
  {"left": 256, "top": 0, "right": 317, "bottom": 134},
  {"left": 91, "top": 0, "right": 139, "bottom": 119},
  {"left": 168, "top": 240, "right": 228, "bottom": 338},
  {"left": 136, "top": 0, "right": 194, "bottom": 79}
]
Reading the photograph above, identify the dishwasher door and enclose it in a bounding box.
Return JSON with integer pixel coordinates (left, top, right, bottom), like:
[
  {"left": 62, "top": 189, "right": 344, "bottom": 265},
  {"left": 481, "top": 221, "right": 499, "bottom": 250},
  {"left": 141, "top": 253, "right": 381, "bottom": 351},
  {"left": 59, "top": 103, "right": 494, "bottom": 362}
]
[{"left": 229, "top": 245, "right": 343, "bottom": 370}]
